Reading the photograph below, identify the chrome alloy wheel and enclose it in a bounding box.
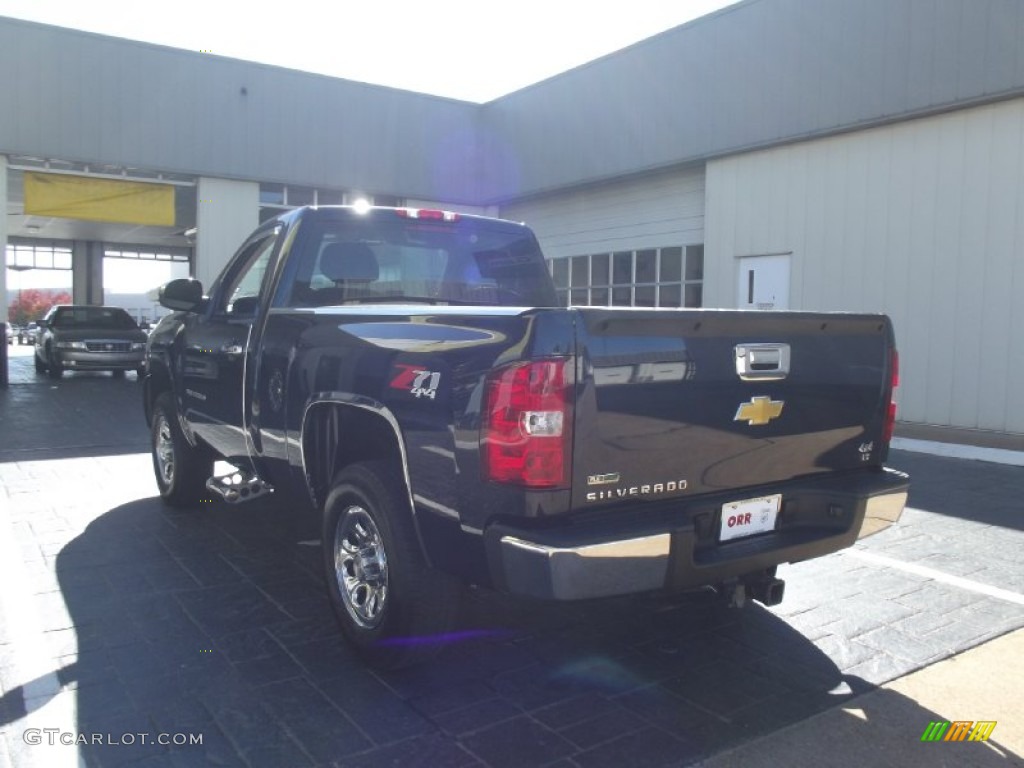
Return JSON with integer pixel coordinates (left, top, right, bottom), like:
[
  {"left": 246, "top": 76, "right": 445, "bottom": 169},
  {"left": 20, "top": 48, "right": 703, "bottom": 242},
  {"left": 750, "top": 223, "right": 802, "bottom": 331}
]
[
  {"left": 334, "top": 505, "right": 389, "bottom": 629},
  {"left": 155, "top": 414, "right": 176, "bottom": 487}
]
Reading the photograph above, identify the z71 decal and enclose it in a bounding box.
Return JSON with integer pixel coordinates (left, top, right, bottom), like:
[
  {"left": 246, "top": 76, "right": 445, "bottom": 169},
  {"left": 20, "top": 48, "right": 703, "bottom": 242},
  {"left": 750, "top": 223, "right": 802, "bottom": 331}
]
[{"left": 389, "top": 364, "right": 441, "bottom": 400}]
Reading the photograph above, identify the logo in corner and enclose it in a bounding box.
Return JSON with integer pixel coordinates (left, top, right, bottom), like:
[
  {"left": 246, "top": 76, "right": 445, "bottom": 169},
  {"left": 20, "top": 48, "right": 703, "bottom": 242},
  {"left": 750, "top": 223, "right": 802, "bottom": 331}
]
[
  {"left": 734, "top": 396, "right": 784, "bottom": 426},
  {"left": 921, "top": 720, "right": 996, "bottom": 742}
]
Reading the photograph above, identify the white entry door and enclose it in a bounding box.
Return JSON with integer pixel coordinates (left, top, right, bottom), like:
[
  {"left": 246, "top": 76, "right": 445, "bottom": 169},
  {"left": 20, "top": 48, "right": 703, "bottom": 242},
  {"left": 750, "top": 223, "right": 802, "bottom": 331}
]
[{"left": 737, "top": 254, "right": 790, "bottom": 310}]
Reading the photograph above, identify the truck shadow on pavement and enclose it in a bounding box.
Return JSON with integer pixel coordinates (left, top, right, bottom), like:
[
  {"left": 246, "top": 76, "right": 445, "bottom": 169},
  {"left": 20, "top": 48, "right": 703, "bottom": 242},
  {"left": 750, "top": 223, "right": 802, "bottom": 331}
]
[
  {"left": 888, "top": 450, "right": 1024, "bottom": 532},
  {"left": 11, "top": 494, "right": 1010, "bottom": 767}
]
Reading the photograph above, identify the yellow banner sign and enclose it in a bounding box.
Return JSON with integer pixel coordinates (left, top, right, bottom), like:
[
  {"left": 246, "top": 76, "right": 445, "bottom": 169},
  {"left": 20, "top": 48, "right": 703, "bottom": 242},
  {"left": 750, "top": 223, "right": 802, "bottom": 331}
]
[{"left": 24, "top": 172, "right": 175, "bottom": 227}]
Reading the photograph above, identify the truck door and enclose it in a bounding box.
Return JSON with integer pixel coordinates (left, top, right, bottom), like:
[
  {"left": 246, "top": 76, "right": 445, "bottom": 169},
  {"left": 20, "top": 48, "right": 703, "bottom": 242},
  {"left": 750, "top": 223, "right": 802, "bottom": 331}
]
[{"left": 180, "top": 229, "right": 279, "bottom": 460}]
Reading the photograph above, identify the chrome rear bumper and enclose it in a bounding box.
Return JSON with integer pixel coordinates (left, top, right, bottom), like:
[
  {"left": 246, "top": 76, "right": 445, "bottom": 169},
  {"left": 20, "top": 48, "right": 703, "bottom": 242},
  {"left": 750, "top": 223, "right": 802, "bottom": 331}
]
[
  {"left": 491, "top": 468, "right": 909, "bottom": 601},
  {"left": 500, "top": 533, "right": 671, "bottom": 600},
  {"left": 856, "top": 489, "right": 908, "bottom": 539}
]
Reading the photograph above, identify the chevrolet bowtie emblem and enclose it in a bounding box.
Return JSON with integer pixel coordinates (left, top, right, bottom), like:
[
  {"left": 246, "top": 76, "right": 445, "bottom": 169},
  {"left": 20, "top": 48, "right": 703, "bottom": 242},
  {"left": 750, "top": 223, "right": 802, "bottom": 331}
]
[{"left": 734, "top": 396, "right": 784, "bottom": 426}]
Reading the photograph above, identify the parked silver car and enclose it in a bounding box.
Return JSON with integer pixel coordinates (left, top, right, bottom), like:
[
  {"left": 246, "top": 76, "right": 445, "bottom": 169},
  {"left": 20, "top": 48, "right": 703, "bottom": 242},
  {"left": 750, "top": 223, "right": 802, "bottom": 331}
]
[
  {"left": 34, "top": 305, "right": 147, "bottom": 379},
  {"left": 17, "top": 322, "right": 37, "bottom": 344}
]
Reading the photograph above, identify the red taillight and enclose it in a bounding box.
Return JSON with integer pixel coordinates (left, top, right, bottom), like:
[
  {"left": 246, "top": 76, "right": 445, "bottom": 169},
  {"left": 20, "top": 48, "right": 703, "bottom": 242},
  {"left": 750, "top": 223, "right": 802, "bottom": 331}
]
[
  {"left": 883, "top": 349, "right": 899, "bottom": 444},
  {"left": 481, "top": 359, "right": 572, "bottom": 488},
  {"left": 395, "top": 208, "right": 460, "bottom": 222}
]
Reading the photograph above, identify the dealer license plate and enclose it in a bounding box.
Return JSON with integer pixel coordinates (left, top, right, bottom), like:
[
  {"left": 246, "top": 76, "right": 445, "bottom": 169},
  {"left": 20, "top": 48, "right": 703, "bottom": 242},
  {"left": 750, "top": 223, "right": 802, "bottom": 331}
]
[{"left": 719, "top": 494, "right": 781, "bottom": 542}]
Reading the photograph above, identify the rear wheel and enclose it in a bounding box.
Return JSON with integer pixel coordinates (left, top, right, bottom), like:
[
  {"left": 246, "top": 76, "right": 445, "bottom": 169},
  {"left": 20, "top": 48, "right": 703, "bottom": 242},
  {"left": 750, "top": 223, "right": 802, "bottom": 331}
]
[
  {"left": 323, "top": 461, "right": 461, "bottom": 669},
  {"left": 151, "top": 392, "right": 212, "bottom": 507},
  {"left": 33, "top": 352, "right": 45, "bottom": 374}
]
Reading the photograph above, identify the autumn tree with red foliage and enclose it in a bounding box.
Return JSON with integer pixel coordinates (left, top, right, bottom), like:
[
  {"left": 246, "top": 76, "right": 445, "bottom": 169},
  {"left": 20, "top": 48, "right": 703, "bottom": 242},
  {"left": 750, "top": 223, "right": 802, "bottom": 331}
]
[{"left": 8, "top": 289, "right": 72, "bottom": 325}]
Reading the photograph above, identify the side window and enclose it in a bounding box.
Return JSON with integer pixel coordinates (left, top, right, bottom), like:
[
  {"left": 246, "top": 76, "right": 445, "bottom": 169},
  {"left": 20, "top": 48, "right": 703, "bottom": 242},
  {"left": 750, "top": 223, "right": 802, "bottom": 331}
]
[{"left": 219, "top": 234, "right": 278, "bottom": 316}]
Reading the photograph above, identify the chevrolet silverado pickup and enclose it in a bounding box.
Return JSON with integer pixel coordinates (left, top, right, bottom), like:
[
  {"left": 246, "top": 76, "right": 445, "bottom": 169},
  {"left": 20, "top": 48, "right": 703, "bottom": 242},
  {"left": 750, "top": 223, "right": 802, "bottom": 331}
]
[{"left": 143, "top": 205, "right": 909, "bottom": 667}]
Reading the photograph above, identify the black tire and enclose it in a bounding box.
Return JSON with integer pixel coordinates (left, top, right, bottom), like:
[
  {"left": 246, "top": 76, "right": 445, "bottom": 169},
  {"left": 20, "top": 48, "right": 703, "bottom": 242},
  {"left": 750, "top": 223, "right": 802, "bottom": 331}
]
[
  {"left": 322, "top": 461, "right": 461, "bottom": 669},
  {"left": 33, "top": 352, "right": 46, "bottom": 374},
  {"left": 46, "top": 346, "right": 63, "bottom": 379},
  {"left": 150, "top": 392, "right": 212, "bottom": 507},
  {"left": 112, "top": 369, "right": 126, "bottom": 379}
]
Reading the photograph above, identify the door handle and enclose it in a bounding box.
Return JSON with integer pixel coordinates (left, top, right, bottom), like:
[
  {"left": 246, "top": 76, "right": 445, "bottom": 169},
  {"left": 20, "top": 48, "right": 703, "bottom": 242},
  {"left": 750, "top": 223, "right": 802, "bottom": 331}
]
[{"left": 735, "top": 343, "right": 790, "bottom": 381}]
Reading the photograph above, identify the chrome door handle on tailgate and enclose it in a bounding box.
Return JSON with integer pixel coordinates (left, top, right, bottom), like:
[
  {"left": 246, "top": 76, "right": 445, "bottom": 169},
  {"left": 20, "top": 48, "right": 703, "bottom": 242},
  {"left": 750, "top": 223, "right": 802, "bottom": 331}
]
[{"left": 735, "top": 343, "right": 790, "bottom": 380}]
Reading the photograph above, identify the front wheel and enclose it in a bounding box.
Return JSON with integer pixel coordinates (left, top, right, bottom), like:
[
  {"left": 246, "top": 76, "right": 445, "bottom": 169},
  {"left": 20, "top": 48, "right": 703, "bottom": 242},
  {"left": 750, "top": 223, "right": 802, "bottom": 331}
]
[
  {"left": 323, "top": 461, "right": 461, "bottom": 668},
  {"left": 46, "top": 346, "right": 63, "bottom": 379},
  {"left": 33, "top": 352, "right": 46, "bottom": 374},
  {"left": 150, "top": 392, "right": 212, "bottom": 507}
]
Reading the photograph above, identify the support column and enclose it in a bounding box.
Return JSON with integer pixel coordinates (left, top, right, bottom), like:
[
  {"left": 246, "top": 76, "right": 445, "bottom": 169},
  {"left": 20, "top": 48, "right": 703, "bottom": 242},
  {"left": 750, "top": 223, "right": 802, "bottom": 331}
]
[
  {"left": 87, "top": 242, "right": 104, "bottom": 305},
  {"left": 195, "top": 177, "right": 259, "bottom": 288},
  {"left": 71, "top": 242, "right": 105, "bottom": 305},
  {"left": 72, "top": 242, "right": 88, "bottom": 304}
]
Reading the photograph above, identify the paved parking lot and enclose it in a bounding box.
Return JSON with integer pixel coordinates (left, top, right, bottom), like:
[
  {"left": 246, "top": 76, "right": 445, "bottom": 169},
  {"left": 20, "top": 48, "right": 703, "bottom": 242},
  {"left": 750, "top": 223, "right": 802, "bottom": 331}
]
[{"left": 1, "top": 343, "right": 1022, "bottom": 767}]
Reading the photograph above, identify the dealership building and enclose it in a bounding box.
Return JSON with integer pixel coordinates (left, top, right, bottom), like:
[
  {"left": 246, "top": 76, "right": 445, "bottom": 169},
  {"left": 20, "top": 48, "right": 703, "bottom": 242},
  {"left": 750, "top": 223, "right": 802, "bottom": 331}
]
[{"left": 1, "top": 0, "right": 1023, "bottom": 441}]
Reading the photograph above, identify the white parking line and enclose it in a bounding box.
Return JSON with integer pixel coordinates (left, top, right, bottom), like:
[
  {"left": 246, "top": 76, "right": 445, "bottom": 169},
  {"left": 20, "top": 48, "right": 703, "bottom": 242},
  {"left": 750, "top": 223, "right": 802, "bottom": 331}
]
[{"left": 847, "top": 549, "right": 1024, "bottom": 606}]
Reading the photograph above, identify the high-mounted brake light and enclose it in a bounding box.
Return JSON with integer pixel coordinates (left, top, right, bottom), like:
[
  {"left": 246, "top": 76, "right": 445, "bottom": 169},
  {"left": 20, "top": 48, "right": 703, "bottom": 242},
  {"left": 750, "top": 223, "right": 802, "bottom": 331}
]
[
  {"left": 481, "top": 359, "right": 573, "bottom": 488},
  {"left": 395, "top": 208, "right": 460, "bottom": 222},
  {"left": 883, "top": 349, "right": 899, "bottom": 444}
]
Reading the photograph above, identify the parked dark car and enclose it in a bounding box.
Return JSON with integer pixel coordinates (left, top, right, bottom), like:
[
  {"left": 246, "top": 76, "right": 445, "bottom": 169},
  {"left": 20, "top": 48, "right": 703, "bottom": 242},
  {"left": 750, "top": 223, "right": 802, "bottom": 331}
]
[{"left": 35, "top": 305, "right": 147, "bottom": 379}]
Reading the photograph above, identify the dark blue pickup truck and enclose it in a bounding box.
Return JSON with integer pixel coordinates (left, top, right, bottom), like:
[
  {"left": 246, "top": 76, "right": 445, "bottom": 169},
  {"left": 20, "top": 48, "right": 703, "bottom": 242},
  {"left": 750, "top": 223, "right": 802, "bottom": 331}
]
[{"left": 143, "top": 205, "right": 908, "bottom": 667}]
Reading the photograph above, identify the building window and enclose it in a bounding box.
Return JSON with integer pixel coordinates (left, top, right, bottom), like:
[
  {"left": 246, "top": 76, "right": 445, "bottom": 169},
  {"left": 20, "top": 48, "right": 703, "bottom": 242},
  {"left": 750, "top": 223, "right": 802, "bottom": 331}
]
[
  {"left": 6, "top": 242, "right": 74, "bottom": 270},
  {"left": 259, "top": 183, "right": 387, "bottom": 222},
  {"left": 317, "top": 189, "right": 345, "bottom": 205},
  {"left": 287, "top": 186, "right": 316, "bottom": 206},
  {"left": 549, "top": 244, "right": 703, "bottom": 308},
  {"left": 372, "top": 194, "right": 404, "bottom": 208}
]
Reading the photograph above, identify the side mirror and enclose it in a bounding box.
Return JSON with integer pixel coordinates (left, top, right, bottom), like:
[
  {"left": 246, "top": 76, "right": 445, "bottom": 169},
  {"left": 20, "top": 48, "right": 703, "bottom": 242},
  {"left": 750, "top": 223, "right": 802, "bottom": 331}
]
[{"left": 159, "top": 278, "right": 204, "bottom": 312}]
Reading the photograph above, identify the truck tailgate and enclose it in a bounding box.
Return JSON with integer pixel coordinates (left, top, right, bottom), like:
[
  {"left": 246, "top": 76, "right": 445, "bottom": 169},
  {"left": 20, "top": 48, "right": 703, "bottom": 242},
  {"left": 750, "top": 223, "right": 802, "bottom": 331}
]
[{"left": 571, "top": 309, "right": 895, "bottom": 506}]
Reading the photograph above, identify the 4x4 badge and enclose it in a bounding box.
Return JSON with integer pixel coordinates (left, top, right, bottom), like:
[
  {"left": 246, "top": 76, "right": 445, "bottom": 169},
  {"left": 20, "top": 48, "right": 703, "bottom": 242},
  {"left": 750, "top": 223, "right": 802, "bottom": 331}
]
[
  {"left": 389, "top": 364, "right": 441, "bottom": 400},
  {"left": 734, "top": 396, "right": 784, "bottom": 426}
]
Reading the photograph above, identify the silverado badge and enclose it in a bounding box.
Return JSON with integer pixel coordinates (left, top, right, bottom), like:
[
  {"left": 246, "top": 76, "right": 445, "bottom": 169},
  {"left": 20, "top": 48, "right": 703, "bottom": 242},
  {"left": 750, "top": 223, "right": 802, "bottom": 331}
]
[{"left": 734, "top": 396, "right": 784, "bottom": 426}]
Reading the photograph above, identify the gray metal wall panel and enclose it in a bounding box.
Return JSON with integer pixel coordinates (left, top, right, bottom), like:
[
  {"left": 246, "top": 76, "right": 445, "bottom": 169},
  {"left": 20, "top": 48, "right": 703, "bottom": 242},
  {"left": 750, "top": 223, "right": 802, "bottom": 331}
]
[
  {"left": 500, "top": 167, "right": 705, "bottom": 261},
  {"left": 0, "top": 18, "right": 481, "bottom": 202},
  {"left": 481, "top": 0, "right": 1024, "bottom": 202},
  {"left": 4, "top": 1, "right": 1024, "bottom": 206},
  {"left": 704, "top": 98, "right": 1024, "bottom": 434}
]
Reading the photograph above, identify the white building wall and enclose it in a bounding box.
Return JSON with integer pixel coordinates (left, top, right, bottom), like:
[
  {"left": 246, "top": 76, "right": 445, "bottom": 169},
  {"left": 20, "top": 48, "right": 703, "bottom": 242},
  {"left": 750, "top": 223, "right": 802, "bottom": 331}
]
[
  {"left": 499, "top": 166, "right": 706, "bottom": 260},
  {"left": 704, "top": 98, "right": 1024, "bottom": 434},
  {"left": 195, "top": 178, "right": 259, "bottom": 288}
]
